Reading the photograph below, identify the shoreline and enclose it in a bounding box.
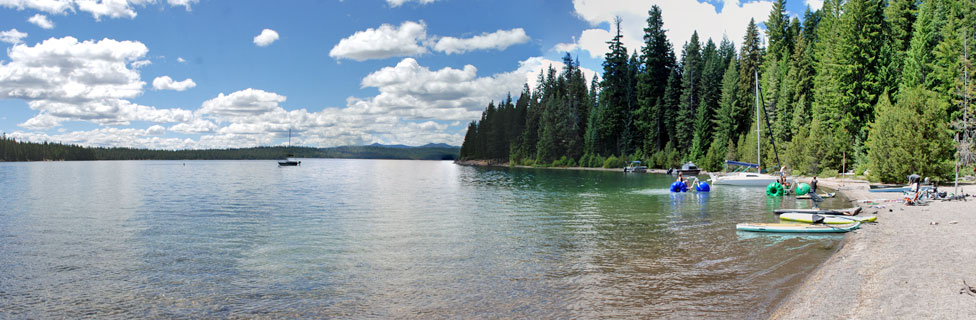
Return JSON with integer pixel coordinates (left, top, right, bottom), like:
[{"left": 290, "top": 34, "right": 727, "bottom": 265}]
[
  {"left": 455, "top": 161, "right": 976, "bottom": 317},
  {"left": 770, "top": 178, "right": 976, "bottom": 319}
]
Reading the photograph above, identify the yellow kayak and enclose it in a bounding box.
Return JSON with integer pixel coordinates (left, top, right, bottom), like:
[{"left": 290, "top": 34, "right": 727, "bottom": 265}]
[{"left": 779, "top": 213, "right": 877, "bottom": 224}]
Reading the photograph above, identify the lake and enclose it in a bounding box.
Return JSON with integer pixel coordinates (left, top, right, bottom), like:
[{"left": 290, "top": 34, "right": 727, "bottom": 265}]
[{"left": 0, "top": 159, "right": 848, "bottom": 318}]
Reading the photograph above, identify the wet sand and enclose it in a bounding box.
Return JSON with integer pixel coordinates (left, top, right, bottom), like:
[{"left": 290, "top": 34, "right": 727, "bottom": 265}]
[{"left": 771, "top": 178, "right": 976, "bottom": 319}]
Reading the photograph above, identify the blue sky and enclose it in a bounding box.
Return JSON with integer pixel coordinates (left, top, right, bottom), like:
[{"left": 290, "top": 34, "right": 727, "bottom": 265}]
[{"left": 0, "top": 0, "right": 817, "bottom": 149}]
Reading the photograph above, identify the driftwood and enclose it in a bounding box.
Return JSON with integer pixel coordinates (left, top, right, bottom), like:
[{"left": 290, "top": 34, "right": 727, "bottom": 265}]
[{"left": 960, "top": 280, "right": 976, "bottom": 296}]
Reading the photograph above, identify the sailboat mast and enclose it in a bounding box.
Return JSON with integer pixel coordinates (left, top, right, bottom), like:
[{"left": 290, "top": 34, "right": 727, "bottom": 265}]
[{"left": 755, "top": 70, "right": 761, "bottom": 173}]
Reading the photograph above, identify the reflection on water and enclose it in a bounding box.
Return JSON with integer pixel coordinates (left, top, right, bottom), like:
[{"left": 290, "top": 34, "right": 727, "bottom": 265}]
[{"left": 0, "top": 160, "right": 845, "bottom": 318}]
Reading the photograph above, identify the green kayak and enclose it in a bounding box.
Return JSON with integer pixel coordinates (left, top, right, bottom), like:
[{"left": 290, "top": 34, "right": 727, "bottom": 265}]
[{"left": 736, "top": 222, "right": 861, "bottom": 233}]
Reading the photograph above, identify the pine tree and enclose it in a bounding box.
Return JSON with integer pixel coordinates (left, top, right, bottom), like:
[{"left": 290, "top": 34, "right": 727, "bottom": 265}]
[
  {"left": 734, "top": 19, "right": 763, "bottom": 139},
  {"left": 674, "top": 31, "right": 703, "bottom": 151},
  {"left": 691, "top": 38, "right": 724, "bottom": 161},
  {"left": 704, "top": 57, "right": 740, "bottom": 170},
  {"left": 867, "top": 88, "right": 954, "bottom": 182},
  {"left": 635, "top": 5, "right": 675, "bottom": 154},
  {"left": 594, "top": 17, "right": 632, "bottom": 156}
]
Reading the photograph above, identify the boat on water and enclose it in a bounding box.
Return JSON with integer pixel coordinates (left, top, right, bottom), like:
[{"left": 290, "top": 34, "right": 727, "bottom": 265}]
[
  {"left": 278, "top": 129, "right": 301, "bottom": 167},
  {"left": 710, "top": 71, "right": 789, "bottom": 187},
  {"left": 624, "top": 161, "right": 647, "bottom": 173},
  {"left": 670, "top": 161, "right": 700, "bottom": 176},
  {"left": 710, "top": 161, "right": 789, "bottom": 186},
  {"left": 736, "top": 222, "right": 860, "bottom": 233},
  {"left": 278, "top": 155, "right": 300, "bottom": 166}
]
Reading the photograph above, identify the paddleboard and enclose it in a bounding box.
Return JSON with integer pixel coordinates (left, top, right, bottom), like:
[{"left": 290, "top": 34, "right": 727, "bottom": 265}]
[
  {"left": 736, "top": 222, "right": 860, "bottom": 233},
  {"left": 779, "top": 213, "right": 877, "bottom": 224},
  {"left": 796, "top": 192, "right": 836, "bottom": 199},
  {"left": 773, "top": 207, "right": 862, "bottom": 215}
]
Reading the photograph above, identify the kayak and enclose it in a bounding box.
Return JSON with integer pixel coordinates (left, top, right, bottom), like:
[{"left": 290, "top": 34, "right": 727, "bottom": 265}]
[
  {"left": 796, "top": 192, "right": 836, "bottom": 199},
  {"left": 736, "top": 222, "right": 860, "bottom": 233},
  {"left": 779, "top": 213, "right": 877, "bottom": 224},
  {"left": 773, "top": 207, "right": 862, "bottom": 215}
]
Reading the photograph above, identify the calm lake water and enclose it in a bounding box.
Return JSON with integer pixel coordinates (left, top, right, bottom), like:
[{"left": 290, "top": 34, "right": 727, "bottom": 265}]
[{"left": 0, "top": 159, "right": 850, "bottom": 318}]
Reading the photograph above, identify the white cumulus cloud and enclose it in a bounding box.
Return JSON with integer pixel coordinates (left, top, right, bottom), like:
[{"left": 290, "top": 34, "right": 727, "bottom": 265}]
[
  {"left": 329, "top": 21, "right": 428, "bottom": 61},
  {"left": 28, "top": 14, "right": 54, "bottom": 29},
  {"left": 433, "top": 28, "right": 530, "bottom": 55},
  {"left": 199, "top": 88, "right": 287, "bottom": 119},
  {"left": 805, "top": 0, "right": 823, "bottom": 10},
  {"left": 0, "top": 28, "right": 27, "bottom": 44},
  {"left": 0, "top": 36, "right": 195, "bottom": 129},
  {"left": 167, "top": 0, "right": 197, "bottom": 11},
  {"left": 152, "top": 76, "right": 196, "bottom": 91},
  {"left": 253, "top": 28, "right": 279, "bottom": 47},
  {"left": 75, "top": 0, "right": 152, "bottom": 20},
  {"left": 346, "top": 57, "right": 596, "bottom": 121},
  {"left": 387, "top": 0, "right": 436, "bottom": 7},
  {"left": 0, "top": 0, "right": 74, "bottom": 15}
]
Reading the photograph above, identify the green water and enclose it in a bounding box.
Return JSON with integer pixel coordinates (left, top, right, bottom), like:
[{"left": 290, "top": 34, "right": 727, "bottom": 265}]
[{"left": 0, "top": 159, "right": 846, "bottom": 318}]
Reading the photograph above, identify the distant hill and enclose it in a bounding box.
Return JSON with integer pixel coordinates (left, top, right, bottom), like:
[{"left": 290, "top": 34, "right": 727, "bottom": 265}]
[{"left": 0, "top": 136, "right": 460, "bottom": 161}]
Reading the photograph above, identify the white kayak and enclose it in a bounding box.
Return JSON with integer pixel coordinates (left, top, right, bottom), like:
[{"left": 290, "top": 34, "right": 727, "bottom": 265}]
[
  {"left": 773, "top": 207, "right": 862, "bottom": 215},
  {"left": 779, "top": 213, "right": 877, "bottom": 224},
  {"left": 736, "top": 222, "right": 860, "bottom": 233}
]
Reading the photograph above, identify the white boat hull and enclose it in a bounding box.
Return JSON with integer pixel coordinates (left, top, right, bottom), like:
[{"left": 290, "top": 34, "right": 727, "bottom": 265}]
[{"left": 710, "top": 172, "right": 791, "bottom": 186}]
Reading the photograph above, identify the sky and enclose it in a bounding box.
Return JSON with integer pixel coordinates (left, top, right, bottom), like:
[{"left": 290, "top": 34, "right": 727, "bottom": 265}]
[{"left": 0, "top": 0, "right": 819, "bottom": 149}]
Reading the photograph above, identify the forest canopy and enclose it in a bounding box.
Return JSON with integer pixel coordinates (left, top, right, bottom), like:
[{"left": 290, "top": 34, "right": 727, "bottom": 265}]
[{"left": 459, "top": 0, "right": 975, "bottom": 183}]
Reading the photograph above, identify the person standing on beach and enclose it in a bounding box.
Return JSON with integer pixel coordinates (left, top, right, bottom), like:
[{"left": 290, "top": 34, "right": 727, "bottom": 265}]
[{"left": 811, "top": 176, "right": 818, "bottom": 193}]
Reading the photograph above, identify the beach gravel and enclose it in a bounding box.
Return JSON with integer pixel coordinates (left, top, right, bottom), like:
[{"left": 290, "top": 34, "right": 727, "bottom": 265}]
[{"left": 771, "top": 178, "right": 976, "bottom": 319}]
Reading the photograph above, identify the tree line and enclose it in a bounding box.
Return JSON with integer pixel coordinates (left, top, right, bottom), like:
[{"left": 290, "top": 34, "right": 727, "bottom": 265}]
[
  {"left": 460, "top": 0, "right": 975, "bottom": 183},
  {"left": 0, "top": 135, "right": 459, "bottom": 161}
]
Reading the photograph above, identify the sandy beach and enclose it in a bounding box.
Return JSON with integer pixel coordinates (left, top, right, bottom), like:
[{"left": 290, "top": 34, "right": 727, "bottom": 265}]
[{"left": 771, "top": 177, "right": 976, "bottom": 319}]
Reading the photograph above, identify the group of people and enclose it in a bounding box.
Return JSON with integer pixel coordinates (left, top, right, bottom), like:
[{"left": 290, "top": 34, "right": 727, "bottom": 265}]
[{"left": 776, "top": 166, "right": 819, "bottom": 193}]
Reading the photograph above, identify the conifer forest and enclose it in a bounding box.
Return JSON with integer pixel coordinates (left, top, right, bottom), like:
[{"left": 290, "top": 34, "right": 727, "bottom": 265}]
[{"left": 459, "top": 0, "right": 976, "bottom": 183}]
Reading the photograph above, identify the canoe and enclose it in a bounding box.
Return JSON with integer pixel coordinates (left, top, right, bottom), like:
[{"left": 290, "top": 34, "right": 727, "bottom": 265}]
[
  {"left": 779, "top": 213, "right": 877, "bottom": 224},
  {"left": 773, "top": 207, "right": 862, "bottom": 215},
  {"left": 736, "top": 222, "right": 860, "bottom": 233},
  {"left": 796, "top": 192, "right": 836, "bottom": 199},
  {"left": 868, "top": 185, "right": 932, "bottom": 193}
]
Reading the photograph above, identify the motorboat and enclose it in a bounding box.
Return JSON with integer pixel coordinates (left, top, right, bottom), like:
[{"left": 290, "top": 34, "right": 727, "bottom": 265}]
[
  {"left": 624, "top": 161, "right": 647, "bottom": 173},
  {"left": 674, "top": 161, "right": 700, "bottom": 176}
]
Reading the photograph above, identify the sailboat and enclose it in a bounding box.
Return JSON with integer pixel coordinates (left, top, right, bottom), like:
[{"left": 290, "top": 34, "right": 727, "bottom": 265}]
[
  {"left": 278, "top": 129, "right": 300, "bottom": 167},
  {"left": 710, "top": 71, "right": 790, "bottom": 186}
]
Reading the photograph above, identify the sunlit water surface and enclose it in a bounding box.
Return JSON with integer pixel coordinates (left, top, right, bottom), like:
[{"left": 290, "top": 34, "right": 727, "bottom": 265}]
[{"left": 0, "top": 159, "right": 849, "bottom": 318}]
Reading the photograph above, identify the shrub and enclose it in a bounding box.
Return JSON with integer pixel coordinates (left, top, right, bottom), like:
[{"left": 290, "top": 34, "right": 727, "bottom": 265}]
[
  {"left": 603, "top": 155, "right": 625, "bottom": 168},
  {"left": 819, "top": 169, "right": 839, "bottom": 178}
]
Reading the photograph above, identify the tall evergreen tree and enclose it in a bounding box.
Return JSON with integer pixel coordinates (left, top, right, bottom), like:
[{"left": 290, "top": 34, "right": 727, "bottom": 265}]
[
  {"left": 635, "top": 5, "right": 675, "bottom": 154},
  {"left": 734, "top": 19, "right": 764, "bottom": 140},
  {"left": 704, "top": 57, "right": 740, "bottom": 170},
  {"left": 674, "top": 31, "right": 703, "bottom": 151},
  {"left": 691, "top": 38, "right": 724, "bottom": 161},
  {"left": 594, "top": 17, "right": 632, "bottom": 156}
]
